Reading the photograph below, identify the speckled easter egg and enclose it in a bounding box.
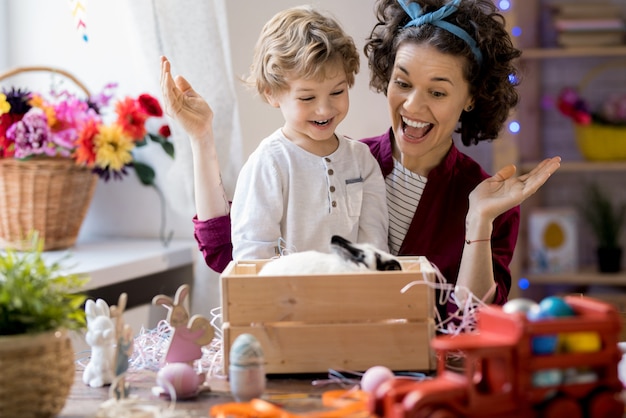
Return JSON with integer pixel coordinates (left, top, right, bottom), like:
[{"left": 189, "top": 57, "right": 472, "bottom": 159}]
[{"left": 230, "top": 333, "right": 265, "bottom": 367}]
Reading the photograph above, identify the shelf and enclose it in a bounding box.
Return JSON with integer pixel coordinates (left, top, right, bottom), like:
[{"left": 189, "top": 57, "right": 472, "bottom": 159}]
[
  {"left": 41, "top": 237, "right": 197, "bottom": 291},
  {"left": 523, "top": 268, "right": 626, "bottom": 287},
  {"left": 521, "top": 46, "right": 626, "bottom": 60},
  {"left": 520, "top": 160, "right": 626, "bottom": 174}
]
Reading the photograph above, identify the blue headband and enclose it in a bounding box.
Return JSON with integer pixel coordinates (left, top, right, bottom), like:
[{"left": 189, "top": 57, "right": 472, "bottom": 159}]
[{"left": 397, "top": 0, "right": 483, "bottom": 66}]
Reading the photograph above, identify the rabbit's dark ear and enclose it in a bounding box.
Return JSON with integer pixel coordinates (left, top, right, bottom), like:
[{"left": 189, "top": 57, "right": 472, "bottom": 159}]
[
  {"left": 330, "top": 235, "right": 366, "bottom": 266},
  {"left": 174, "top": 284, "right": 190, "bottom": 305}
]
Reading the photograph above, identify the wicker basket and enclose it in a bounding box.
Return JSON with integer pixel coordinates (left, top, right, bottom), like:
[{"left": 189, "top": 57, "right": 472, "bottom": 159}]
[
  {"left": 573, "top": 60, "right": 626, "bottom": 161},
  {"left": 0, "top": 330, "right": 75, "bottom": 417},
  {"left": 0, "top": 67, "right": 97, "bottom": 251}
]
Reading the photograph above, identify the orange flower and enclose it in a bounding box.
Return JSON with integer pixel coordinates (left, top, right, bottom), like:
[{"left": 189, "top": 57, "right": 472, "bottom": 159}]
[
  {"left": 74, "top": 119, "right": 100, "bottom": 166},
  {"left": 115, "top": 97, "right": 148, "bottom": 140},
  {"left": 29, "top": 94, "right": 57, "bottom": 128}
]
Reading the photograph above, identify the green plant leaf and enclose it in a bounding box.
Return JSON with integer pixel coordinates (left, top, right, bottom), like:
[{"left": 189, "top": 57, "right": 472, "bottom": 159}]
[
  {"left": 133, "top": 161, "right": 156, "bottom": 186},
  {"left": 148, "top": 133, "right": 175, "bottom": 158},
  {"left": 578, "top": 183, "right": 625, "bottom": 248},
  {"left": 0, "top": 236, "right": 88, "bottom": 335}
]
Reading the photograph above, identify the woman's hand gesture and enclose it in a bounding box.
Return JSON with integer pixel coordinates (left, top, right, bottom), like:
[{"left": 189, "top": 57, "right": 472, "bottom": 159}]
[{"left": 469, "top": 156, "right": 561, "bottom": 221}]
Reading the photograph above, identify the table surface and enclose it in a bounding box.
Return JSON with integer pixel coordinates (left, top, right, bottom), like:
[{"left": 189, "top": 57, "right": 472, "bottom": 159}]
[{"left": 60, "top": 369, "right": 350, "bottom": 417}]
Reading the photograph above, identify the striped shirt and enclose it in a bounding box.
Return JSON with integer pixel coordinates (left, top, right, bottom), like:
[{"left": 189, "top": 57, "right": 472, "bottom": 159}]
[{"left": 385, "top": 158, "right": 427, "bottom": 255}]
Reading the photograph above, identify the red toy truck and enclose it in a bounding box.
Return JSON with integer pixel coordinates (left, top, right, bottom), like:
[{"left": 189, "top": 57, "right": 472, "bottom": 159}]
[{"left": 371, "top": 296, "right": 624, "bottom": 418}]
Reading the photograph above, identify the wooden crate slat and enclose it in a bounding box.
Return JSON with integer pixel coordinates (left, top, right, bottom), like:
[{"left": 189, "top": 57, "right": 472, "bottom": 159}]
[
  {"left": 223, "top": 320, "right": 436, "bottom": 374},
  {"left": 221, "top": 257, "right": 436, "bottom": 324}
]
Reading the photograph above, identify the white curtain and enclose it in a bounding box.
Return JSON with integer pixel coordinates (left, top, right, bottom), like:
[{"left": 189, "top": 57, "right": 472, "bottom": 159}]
[
  {"left": 123, "top": 0, "right": 243, "bottom": 216},
  {"left": 121, "top": 0, "right": 243, "bottom": 315}
]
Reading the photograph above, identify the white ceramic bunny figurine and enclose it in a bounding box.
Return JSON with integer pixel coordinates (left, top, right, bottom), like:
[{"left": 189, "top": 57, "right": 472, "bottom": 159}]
[
  {"left": 82, "top": 298, "right": 116, "bottom": 388},
  {"left": 152, "top": 284, "right": 214, "bottom": 365}
]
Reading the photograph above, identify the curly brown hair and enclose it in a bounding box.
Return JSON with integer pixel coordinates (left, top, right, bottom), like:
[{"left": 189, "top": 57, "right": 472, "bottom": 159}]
[
  {"left": 245, "top": 6, "right": 360, "bottom": 103},
  {"left": 364, "top": 0, "right": 521, "bottom": 146}
]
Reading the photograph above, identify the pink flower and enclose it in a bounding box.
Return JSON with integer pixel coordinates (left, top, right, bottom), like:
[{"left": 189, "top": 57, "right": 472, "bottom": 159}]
[{"left": 7, "top": 108, "right": 54, "bottom": 158}]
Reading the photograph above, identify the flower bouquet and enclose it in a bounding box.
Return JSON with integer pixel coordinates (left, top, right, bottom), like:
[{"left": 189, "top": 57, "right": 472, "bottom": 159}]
[
  {"left": 0, "top": 66, "right": 175, "bottom": 250},
  {"left": 556, "top": 62, "right": 626, "bottom": 162}
]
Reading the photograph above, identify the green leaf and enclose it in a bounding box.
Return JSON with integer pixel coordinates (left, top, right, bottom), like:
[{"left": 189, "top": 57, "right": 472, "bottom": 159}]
[
  {"left": 148, "top": 132, "right": 165, "bottom": 145},
  {"left": 0, "top": 235, "right": 88, "bottom": 335},
  {"left": 161, "top": 141, "right": 175, "bottom": 158},
  {"left": 578, "top": 183, "right": 626, "bottom": 248},
  {"left": 133, "top": 161, "right": 156, "bottom": 186}
]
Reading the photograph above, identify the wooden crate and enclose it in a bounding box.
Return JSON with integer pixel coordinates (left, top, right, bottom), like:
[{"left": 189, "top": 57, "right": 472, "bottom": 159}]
[{"left": 220, "top": 256, "right": 437, "bottom": 374}]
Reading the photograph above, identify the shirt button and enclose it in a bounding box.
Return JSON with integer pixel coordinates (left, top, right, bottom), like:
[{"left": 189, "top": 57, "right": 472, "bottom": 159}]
[
  {"left": 325, "top": 157, "right": 331, "bottom": 163},
  {"left": 331, "top": 201, "right": 337, "bottom": 207},
  {"left": 329, "top": 186, "right": 336, "bottom": 193},
  {"left": 328, "top": 169, "right": 334, "bottom": 175}
]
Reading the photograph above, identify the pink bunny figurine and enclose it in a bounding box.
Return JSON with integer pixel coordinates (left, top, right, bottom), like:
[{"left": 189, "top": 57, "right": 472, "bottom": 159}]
[{"left": 152, "top": 284, "right": 214, "bottom": 365}]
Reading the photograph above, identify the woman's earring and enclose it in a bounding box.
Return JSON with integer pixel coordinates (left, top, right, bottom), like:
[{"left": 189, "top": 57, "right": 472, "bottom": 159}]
[{"left": 465, "top": 104, "right": 474, "bottom": 112}]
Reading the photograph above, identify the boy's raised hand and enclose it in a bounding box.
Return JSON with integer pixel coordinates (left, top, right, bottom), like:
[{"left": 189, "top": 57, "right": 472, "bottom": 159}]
[{"left": 160, "top": 56, "right": 214, "bottom": 140}]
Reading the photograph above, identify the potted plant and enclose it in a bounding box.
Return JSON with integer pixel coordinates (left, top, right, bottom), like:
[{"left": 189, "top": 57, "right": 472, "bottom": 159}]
[
  {"left": 0, "top": 236, "right": 88, "bottom": 417},
  {"left": 578, "top": 183, "right": 626, "bottom": 273}
]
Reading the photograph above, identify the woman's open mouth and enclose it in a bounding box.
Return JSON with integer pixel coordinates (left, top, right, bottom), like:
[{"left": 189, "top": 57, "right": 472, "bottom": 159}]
[{"left": 402, "top": 116, "right": 432, "bottom": 139}]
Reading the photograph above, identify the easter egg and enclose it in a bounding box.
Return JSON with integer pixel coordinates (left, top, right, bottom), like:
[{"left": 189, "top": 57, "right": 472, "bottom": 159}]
[
  {"left": 538, "top": 296, "right": 574, "bottom": 318},
  {"left": 361, "top": 366, "right": 395, "bottom": 393},
  {"left": 531, "top": 334, "right": 559, "bottom": 355},
  {"left": 503, "top": 298, "right": 539, "bottom": 315},
  {"left": 229, "top": 334, "right": 266, "bottom": 402},
  {"left": 230, "top": 333, "right": 265, "bottom": 367},
  {"left": 532, "top": 369, "right": 563, "bottom": 387},
  {"left": 527, "top": 305, "right": 558, "bottom": 355},
  {"left": 156, "top": 363, "right": 203, "bottom": 399},
  {"left": 561, "top": 332, "right": 602, "bottom": 353}
]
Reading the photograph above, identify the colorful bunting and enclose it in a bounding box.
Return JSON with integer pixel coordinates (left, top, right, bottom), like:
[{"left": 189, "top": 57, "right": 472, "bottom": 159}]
[{"left": 68, "top": 0, "right": 88, "bottom": 42}]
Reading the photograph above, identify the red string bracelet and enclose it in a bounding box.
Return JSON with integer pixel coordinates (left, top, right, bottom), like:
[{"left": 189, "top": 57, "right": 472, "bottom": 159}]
[{"left": 465, "top": 237, "right": 491, "bottom": 245}]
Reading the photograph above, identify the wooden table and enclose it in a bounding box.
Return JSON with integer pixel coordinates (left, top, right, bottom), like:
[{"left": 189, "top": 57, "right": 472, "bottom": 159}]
[{"left": 59, "top": 369, "right": 352, "bottom": 417}]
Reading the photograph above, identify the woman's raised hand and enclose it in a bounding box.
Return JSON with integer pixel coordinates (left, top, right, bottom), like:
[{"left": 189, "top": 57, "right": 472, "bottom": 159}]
[
  {"left": 160, "top": 56, "right": 214, "bottom": 140},
  {"left": 469, "top": 156, "right": 562, "bottom": 221}
]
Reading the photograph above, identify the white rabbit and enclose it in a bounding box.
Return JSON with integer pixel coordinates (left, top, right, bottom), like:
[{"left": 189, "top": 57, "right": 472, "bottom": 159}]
[
  {"left": 258, "top": 235, "right": 402, "bottom": 276},
  {"left": 82, "top": 298, "right": 116, "bottom": 388}
]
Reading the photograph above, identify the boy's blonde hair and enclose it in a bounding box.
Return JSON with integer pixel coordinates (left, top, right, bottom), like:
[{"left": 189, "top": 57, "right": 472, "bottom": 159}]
[{"left": 246, "top": 6, "right": 360, "bottom": 101}]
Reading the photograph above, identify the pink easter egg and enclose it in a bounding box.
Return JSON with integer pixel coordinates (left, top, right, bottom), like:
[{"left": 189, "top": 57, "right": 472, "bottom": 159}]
[
  {"left": 157, "top": 363, "right": 202, "bottom": 399},
  {"left": 361, "top": 366, "right": 395, "bottom": 394}
]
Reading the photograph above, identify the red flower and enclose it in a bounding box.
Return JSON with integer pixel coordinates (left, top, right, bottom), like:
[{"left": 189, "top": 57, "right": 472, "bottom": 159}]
[
  {"left": 557, "top": 87, "right": 592, "bottom": 126},
  {"left": 0, "top": 113, "right": 24, "bottom": 157},
  {"left": 138, "top": 94, "right": 163, "bottom": 117},
  {"left": 74, "top": 119, "right": 100, "bottom": 166},
  {"left": 115, "top": 97, "right": 148, "bottom": 140},
  {"left": 158, "top": 124, "right": 171, "bottom": 138}
]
